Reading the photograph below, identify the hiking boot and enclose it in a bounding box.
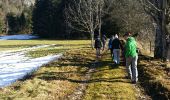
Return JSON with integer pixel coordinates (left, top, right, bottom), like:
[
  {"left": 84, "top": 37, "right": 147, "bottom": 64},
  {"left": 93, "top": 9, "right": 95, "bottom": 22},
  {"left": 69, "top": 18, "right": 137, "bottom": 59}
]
[{"left": 132, "top": 81, "right": 137, "bottom": 84}]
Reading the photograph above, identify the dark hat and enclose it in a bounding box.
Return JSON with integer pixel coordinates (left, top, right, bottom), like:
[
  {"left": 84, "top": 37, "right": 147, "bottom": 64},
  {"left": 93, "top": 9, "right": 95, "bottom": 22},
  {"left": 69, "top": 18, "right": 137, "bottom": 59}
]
[{"left": 123, "top": 32, "right": 131, "bottom": 37}]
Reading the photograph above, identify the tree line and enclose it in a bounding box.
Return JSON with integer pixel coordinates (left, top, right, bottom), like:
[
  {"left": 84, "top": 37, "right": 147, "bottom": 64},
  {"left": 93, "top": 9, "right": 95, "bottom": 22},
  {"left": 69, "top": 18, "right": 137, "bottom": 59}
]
[
  {"left": 32, "top": 0, "right": 153, "bottom": 39},
  {"left": 0, "top": 0, "right": 169, "bottom": 61}
]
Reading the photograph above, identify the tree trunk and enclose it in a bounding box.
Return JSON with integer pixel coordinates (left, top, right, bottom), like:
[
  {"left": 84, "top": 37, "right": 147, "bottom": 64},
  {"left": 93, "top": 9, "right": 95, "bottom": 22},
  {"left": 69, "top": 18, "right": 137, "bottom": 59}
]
[
  {"left": 166, "top": 35, "right": 170, "bottom": 61},
  {"left": 5, "top": 19, "right": 9, "bottom": 35},
  {"left": 154, "top": 25, "right": 163, "bottom": 58},
  {"left": 98, "top": 2, "right": 102, "bottom": 38},
  {"left": 163, "top": 21, "right": 170, "bottom": 61},
  {"left": 161, "top": 0, "right": 170, "bottom": 61},
  {"left": 154, "top": 0, "right": 165, "bottom": 59},
  {"left": 98, "top": 18, "right": 101, "bottom": 38},
  {"left": 164, "top": 34, "right": 170, "bottom": 61},
  {"left": 91, "top": 31, "right": 94, "bottom": 48}
]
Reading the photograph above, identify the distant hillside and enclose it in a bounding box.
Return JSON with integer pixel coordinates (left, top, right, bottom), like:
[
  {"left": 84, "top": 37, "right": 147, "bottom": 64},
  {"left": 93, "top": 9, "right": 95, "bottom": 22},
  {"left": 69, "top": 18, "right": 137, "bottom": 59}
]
[
  {"left": 0, "top": 0, "right": 35, "bottom": 14},
  {"left": 0, "top": 0, "right": 35, "bottom": 34}
]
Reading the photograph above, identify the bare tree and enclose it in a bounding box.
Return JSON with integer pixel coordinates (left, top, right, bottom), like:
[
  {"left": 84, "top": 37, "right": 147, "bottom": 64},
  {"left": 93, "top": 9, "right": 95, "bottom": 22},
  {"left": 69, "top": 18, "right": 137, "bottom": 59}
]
[
  {"left": 110, "top": 0, "right": 152, "bottom": 34},
  {"left": 139, "top": 0, "right": 170, "bottom": 61},
  {"left": 64, "top": 0, "right": 113, "bottom": 47}
]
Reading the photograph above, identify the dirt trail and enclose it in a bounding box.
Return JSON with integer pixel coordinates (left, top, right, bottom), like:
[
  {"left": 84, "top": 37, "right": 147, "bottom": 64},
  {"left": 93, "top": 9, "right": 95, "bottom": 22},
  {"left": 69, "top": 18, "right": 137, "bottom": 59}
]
[{"left": 64, "top": 50, "right": 151, "bottom": 100}]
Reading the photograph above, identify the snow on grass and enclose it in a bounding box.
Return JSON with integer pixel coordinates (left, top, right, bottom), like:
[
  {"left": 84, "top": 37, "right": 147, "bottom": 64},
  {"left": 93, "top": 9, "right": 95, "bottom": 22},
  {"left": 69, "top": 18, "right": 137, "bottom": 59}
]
[
  {"left": 0, "top": 45, "right": 62, "bottom": 88},
  {"left": 0, "top": 34, "right": 38, "bottom": 40}
]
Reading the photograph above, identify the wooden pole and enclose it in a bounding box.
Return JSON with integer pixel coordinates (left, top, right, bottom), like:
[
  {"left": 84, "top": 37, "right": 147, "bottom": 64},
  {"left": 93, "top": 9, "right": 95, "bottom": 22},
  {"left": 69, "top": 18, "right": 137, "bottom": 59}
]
[{"left": 150, "top": 41, "right": 152, "bottom": 54}]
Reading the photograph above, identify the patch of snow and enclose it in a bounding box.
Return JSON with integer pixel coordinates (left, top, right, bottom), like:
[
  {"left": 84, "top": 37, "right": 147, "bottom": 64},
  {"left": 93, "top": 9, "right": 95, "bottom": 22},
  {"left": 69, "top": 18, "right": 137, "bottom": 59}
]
[
  {"left": 0, "top": 34, "right": 38, "bottom": 40},
  {"left": 0, "top": 45, "right": 62, "bottom": 88}
]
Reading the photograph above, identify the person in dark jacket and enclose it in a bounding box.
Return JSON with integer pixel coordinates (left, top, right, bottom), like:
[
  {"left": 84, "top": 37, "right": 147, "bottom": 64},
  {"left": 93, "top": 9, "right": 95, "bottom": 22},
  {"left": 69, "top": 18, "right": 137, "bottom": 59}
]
[
  {"left": 101, "top": 34, "right": 107, "bottom": 50},
  {"left": 108, "top": 35, "right": 115, "bottom": 58},
  {"left": 94, "top": 37, "right": 102, "bottom": 59},
  {"left": 112, "top": 34, "right": 123, "bottom": 64}
]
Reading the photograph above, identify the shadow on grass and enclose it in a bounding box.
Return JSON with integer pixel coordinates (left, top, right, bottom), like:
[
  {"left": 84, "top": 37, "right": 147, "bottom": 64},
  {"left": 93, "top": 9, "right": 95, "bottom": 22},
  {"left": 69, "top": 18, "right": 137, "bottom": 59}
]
[
  {"left": 37, "top": 71, "right": 130, "bottom": 84},
  {"left": 138, "top": 54, "right": 170, "bottom": 100},
  {"left": 37, "top": 57, "right": 129, "bottom": 84},
  {"left": 20, "top": 49, "right": 129, "bottom": 85},
  {"left": 138, "top": 54, "right": 154, "bottom": 61}
]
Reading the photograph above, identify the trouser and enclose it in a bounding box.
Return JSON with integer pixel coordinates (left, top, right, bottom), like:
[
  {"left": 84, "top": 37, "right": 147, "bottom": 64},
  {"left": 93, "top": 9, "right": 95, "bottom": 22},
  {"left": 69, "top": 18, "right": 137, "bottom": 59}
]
[
  {"left": 109, "top": 48, "right": 113, "bottom": 58},
  {"left": 102, "top": 41, "right": 106, "bottom": 50},
  {"left": 113, "top": 49, "right": 120, "bottom": 64},
  {"left": 96, "top": 48, "right": 101, "bottom": 59},
  {"left": 126, "top": 55, "right": 138, "bottom": 82}
]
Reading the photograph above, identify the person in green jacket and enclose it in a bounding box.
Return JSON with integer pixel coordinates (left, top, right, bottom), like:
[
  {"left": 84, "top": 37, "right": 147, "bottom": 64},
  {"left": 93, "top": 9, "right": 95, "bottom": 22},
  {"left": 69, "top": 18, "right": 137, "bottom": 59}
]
[{"left": 124, "top": 32, "right": 138, "bottom": 84}]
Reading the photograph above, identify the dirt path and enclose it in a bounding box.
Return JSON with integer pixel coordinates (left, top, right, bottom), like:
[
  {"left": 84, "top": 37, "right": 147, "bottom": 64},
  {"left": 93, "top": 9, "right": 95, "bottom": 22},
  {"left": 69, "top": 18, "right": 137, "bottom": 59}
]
[
  {"left": 64, "top": 65, "right": 95, "bottom": 100},
  {"left": 64, "top": 50, "right": 151, "bottom": 100}
]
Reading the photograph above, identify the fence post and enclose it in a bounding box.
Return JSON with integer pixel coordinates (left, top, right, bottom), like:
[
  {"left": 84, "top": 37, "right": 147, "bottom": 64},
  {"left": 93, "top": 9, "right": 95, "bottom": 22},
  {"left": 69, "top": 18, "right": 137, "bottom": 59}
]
[{"left": 150, "top": 41, "right": 152, "bottom": 54}]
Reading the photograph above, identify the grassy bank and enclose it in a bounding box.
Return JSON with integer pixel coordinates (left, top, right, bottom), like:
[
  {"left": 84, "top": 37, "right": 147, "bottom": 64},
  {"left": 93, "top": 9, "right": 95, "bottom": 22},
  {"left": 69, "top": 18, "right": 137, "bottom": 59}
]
[{"left": 138, "top": 55, "right": 170, "bottom": 99}]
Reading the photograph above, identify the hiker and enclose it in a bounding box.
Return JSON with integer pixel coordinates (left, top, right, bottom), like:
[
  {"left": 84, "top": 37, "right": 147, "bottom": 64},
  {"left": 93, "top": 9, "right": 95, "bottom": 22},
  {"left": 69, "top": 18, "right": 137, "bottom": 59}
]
[
  {"left": 108, "top": 35, "right": 115, "bottom": 58},
  {"left": 112, "top": 34, "right": 123, "bottom": 65},
  {"left": 120, "top": 39, "right": 126, "bottom": 66},
  {"left": 101, "top": 34, "right": 107, "bottom": 50},
  {"left": 124, "top": 32, "right": 138, "bottom": 84},
  {"left": 94, "top": 36, "right": 102, "bottom": 59}
]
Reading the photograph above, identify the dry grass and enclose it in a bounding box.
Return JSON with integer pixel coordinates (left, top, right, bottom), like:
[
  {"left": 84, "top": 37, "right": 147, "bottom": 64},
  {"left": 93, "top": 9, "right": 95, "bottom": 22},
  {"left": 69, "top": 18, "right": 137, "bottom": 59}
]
[
  {"left": 83, "top": 52, "right": 138, "bottom": 100},
  {"left": 0, "top": 40, "right": 92, "bottom": 99},
  {"left": 0, "top": 47, "right": 94, "bottom": 99},
  {"left": 138, "top": 55, "right": 170, "bottom": 99},
  {"left": 0, "top": 40, "right": 151, "bottom": 100},
  {"left": 0, "top": 40, "right": 90, "bottom": 51}
]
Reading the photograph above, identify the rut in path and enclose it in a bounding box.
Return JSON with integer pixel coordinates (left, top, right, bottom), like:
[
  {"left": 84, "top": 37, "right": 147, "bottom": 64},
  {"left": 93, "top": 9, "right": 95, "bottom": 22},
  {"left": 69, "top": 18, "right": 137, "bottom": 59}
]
[{"left": 64, "top": 61, "right": 96, "bottom": 100}]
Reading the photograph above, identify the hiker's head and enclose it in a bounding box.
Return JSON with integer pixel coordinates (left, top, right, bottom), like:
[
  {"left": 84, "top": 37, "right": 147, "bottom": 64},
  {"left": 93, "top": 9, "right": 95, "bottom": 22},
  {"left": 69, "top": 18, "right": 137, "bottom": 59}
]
[
  {"left": 124, "top": 32, "right": 131, "bottom": 39},
  {"left": 115, "top": 34, "right": 118, "bottom": 38}
]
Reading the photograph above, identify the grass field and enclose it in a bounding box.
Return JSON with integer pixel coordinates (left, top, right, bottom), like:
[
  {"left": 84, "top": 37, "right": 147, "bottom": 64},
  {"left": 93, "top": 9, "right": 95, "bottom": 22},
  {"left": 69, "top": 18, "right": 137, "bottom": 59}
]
[
  {"left": 0, "top": 40, "right": 90, "bottom": 51},
  {"left": 0, "top": 40, "right": 169, "bottom": 100},
  {"left": 0, "top": 40, "right": 145, "bottom": 99}
]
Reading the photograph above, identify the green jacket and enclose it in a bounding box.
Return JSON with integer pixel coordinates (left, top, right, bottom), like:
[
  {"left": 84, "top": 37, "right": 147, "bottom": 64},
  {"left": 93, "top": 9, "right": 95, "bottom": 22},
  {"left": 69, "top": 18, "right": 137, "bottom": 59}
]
[{"left": 125, "top": 37, "right": 137, "bottom": 57}]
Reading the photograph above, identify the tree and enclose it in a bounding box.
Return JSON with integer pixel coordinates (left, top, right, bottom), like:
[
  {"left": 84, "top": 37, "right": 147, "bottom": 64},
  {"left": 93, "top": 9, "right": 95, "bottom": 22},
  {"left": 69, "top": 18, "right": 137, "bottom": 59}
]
[
  {"left": 64, "top": 0, "right": 113, "bottom": 47},
  {"left": 19, "top": 12, "right": 26, "bottom": 32},
  {"left": 33, "top": 0, "right": 65, "bottom": 38},
  {"left": 139, "top": 0, "right": 170, "bottom": 61}
]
